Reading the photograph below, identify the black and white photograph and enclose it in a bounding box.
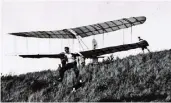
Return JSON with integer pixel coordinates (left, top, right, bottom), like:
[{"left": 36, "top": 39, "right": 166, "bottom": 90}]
[{"left": 1, "top": 0, "right": 171, "bottom": 102}]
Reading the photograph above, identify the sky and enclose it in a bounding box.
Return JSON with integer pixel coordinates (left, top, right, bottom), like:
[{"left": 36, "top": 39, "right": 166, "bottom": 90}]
[{"left": 1, "top": 0, "right": 171, "bottom": 75}]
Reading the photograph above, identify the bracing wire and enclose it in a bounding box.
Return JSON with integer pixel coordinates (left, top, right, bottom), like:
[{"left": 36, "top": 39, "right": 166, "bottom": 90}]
[
  {"left": 79, "top": 38, "right": 89, "bottom": 50},
  {"left": 78, "top": 40, "right": 80, "bottom": 51},
  {"left": 37, "top": 38, "right": 39, "bottom": 54},
  {"left": 14, "top": 36, "right": 17, "bottom": 55},
  {"left": 72, "top": 39, "right": 74, "bottom": 51},
  {"left": 49, "top": 36, "right": 50, "bottom": 53},
  {"left": 61, "top": 39, "right": 63, "bottom": 52},
  {"left": 77, "top": 38, "right": 84, "bottom": 51},
  {"left": 103, "top": 33, "right": 104, "bottom": 47},
  {"left": 131, "top": 26, "right": 133, "bottom": 43},
  {"left": 68, "top": 39, "right": 70, "bottom": 48},
  {"left": 26, "top": 37, "right": 28, "bottom": 54},
  {"left": 123, "top": 29, "right": 125, "bottom": 44},
  {"left": 79, "top": 40, "right": 84, "bottom": 51},
  {"left": 130, "top": 25, "right": 134, "bottom": 95}
]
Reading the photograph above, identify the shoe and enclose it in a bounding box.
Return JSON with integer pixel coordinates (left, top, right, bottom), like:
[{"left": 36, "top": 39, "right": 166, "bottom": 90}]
[
  {"left": 72, "top": 88, "right": 76, "bottom": 93},
  {"left": 57, "top": 77, "right": 62, "bottom": 82},
  {"left": 79, "top": 80, "right": 83, "bottom": 83}
]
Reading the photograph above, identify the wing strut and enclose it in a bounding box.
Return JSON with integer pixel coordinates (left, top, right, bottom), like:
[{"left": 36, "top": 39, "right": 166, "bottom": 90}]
[
  {"left": 78, "top": 38, "right": 85, "bottom": 51},
  {"left": 14, "top": 36, "right": 17, "bottom": 55},
  {"left": 79, "top": 38, "right": 89, "bottom": 50},
  {"left": 72, "top": 39, "right": 74, "bottom": 51},
  {"left": 48, "top": 35, "right": 51, "bottom": 53},
  {"left": 123, "top": 29, "right": 125, "bottom": 44},
  {"left": 131, "top": 25, "right": 133, "bottom": 43},
  {"left": 61, "top": 39, "right": 63, "bottom": 52},
  {"left": 37, "top": 38, "right": 40, "bottom": 54},
  {"left": 68, "top": 29, "right": 89, "bottom": 51},
  {"left": 26, "top": 37, "right": 29, "bottom": 54}
]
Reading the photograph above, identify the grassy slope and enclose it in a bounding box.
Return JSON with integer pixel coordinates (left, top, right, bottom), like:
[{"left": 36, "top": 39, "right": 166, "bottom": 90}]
[{"left": 1, "top": 49, "right": 171, "bottom": 102}]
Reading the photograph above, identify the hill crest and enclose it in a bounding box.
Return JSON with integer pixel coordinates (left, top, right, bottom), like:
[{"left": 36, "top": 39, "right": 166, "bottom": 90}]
[{"left": 1, "top": 49, "right": 171, "bottom": 102}]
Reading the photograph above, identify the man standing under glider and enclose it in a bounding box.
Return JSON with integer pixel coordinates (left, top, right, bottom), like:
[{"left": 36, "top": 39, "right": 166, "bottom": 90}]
[
  {"left": 138, "top": 36, "right": 150, "bottom": 53},
  {"left": 58, "top": 47, "right": 80, "bottom": 82}
]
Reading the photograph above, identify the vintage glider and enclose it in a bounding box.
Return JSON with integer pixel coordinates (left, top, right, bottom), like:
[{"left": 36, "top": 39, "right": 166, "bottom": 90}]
[{"left": 9, "top": 16, "right": 147, "bottom": 59}]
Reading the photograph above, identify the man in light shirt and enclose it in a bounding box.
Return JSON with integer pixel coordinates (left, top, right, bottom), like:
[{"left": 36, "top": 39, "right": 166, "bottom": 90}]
[{"left": 58, "top": 47, "right": 79, "bottom": 82}]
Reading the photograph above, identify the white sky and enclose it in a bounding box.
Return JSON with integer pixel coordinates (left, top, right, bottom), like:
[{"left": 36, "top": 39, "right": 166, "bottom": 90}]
[{"left": 1, "top": 0, "right": 171, "bottom": 75}]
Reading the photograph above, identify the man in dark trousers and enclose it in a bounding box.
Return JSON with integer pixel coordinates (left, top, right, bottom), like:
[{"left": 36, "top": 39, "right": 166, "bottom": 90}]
[
  {"left": 58, "top": 47, "right": 79, "bottom": 82},
  {"left": 138, "top": 36, "right": 150, "bottom": 53}
]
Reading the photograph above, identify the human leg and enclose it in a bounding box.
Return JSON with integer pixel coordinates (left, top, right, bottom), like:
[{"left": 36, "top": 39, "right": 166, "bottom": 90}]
[
  {"left": 73, "top": 62, "right": 79, "bottom": 79},
  {"left": 142, "top": 48, "right": 145, "bottom": 54},
  {"left": 146, "top": 47, "right": 150, "bottom": 53},
  {"left": 58, "top": 65, "right": 68, "bottom": 81}
]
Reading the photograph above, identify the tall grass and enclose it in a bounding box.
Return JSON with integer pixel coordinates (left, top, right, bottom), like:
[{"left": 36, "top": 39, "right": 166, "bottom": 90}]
[{"left": 1, "top": 49, "right": 171, "bottom": 102}]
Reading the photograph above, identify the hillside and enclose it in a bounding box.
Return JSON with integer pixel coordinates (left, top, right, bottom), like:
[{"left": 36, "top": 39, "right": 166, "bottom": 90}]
[{"left": 1, "top": 49, "right": 171, "bottom": 102}]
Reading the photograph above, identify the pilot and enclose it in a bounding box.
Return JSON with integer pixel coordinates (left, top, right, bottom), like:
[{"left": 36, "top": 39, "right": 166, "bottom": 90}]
[
  {"left": 138, "top": 36, "right": 150, "bottom": 53},
  {"left": 58, "top": 47, "right": 79, "bottom": 82}
]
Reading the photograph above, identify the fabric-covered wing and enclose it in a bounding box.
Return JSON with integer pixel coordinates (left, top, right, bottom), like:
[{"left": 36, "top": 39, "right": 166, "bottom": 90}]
[
  {"left": 72, "top": 16, "right": 146, "bottom": 38},
  {"left": 19, "top": 40, "right": 148, "bottom": 58},
  {"left": 80, "top": 40, "right": 149, "bottom": 58},
  {"left": 9, "top": 29, "right": 76, "bottom": 39},
  {"left": 9, "top": 16, "right": 146, "bottom": 39},
  {"left": 19, "top": 53, "right": 65, "bottom": 58}
]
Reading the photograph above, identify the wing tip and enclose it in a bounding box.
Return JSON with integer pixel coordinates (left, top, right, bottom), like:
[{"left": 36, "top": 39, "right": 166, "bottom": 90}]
[
  {"left": 139, "top": 16, "right": 147, "bottom": 21},
  {"left": 8, "top": 32, "right": 20, "bottom": 37},
  {"left": 133, "top": 16, "right": 146, "bottom": 24},
  {"left": 141, "top": 16, "right": 146, "bottom": 20},
  {"left": 141, "top": 16, "right": 147, "bottom": 23}
]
